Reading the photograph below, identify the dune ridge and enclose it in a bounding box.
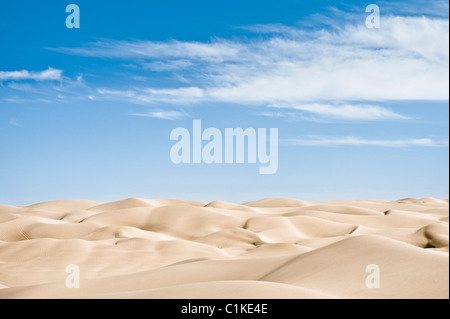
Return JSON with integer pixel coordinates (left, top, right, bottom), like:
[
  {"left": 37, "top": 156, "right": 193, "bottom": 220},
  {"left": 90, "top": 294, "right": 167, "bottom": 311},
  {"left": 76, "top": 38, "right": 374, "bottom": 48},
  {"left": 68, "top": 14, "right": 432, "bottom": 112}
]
[{"left": 0, "top": 197, "right": 448, "bottom": 299}]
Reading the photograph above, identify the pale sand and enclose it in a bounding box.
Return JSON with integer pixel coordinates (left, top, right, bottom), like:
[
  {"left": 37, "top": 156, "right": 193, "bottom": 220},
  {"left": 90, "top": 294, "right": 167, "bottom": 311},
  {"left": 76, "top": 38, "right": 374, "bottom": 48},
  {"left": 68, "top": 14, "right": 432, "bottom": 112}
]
[{"left": 0, "top": 197, "right": 448, "bottom": 299}]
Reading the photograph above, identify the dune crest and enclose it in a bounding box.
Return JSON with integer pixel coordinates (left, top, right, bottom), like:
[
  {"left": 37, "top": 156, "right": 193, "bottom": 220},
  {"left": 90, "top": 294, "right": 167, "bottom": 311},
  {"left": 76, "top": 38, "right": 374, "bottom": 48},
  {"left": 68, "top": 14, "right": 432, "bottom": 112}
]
[{"left": 0, "top": 197, "right": 448, "bottom": 299}]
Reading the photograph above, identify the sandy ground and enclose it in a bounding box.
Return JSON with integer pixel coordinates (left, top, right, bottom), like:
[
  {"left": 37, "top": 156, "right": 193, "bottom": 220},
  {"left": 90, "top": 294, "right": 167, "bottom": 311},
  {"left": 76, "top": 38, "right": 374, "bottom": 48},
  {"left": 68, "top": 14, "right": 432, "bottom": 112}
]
[{"left": 0, "top": 197, "right": 448, "bottom": 299}]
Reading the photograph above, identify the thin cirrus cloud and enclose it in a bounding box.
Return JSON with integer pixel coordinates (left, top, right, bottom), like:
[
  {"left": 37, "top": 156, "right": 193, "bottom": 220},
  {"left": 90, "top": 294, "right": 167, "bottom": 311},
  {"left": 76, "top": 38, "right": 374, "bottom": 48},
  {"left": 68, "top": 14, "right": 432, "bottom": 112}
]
[
  {"left": 97, "top": 87, "right": 204, "bottom": 104},
  {"left": 129, "top": 110, "right": 187, "bottom": 120},
  {"left": 1, "top": 71, "right": 88, "bottom": 104},
  {"left": 268, "top": 103, "right": 409, "bottom": 120},
  {"left": 54, "top": 40, "right": 242, "bottom": 62},
  {"left": 284, "top": 136, "right": 449, "bottom": 147},
  {"left": 53, "top": 15, "right": 449, "bottom": 110},
  {"left": 0, "top": 68, "right": 63, "bottom": 81},
  {"left": 376, "top": 0, "right": 449, "bottom": 17}
]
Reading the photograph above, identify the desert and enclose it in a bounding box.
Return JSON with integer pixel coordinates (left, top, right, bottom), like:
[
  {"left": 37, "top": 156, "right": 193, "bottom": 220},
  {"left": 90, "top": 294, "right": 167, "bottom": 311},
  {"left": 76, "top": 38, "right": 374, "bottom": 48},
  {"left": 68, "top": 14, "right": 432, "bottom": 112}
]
[{"left": 0, "top": 196, "right": 448, "bottom": 299}]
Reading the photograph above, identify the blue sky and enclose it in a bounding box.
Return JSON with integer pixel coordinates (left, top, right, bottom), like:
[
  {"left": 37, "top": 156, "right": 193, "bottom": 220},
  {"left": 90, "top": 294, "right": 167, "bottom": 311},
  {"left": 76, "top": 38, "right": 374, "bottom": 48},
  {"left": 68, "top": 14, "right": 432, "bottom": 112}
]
[{"left": 0, "top": 0, "right": 448, "bottom": 204}]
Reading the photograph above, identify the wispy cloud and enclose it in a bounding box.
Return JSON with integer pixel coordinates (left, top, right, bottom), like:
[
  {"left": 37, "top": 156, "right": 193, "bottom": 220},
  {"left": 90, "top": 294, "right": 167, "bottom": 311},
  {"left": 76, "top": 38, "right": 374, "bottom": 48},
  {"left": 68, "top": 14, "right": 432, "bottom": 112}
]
[
  {"left": 53, "top": 40, "right": 242, "bottom": 62},
  {"left": 53, "top": 15, "right": 449, "bottom": 111},
  {"left": 0, "top": 68, "right": 63, "bottom": 81},
  {"left": 97, "top": 87, "right": 204, "bottom": 104},
  {"left": 284, "top": 136, "right": 449, "bottom": 147},
  {"left": 129, "top": 110, "right": 187, "bottom": 120},
  {"left": 269, "top": 103, "right": 409, "bottom": 120},
  {"left": 1, "top": 70, "right": 93, "bottom": 104},
  {"left": 377, "top": 0, "right": 449, "bottom": 18},
  {"left": 2, "top": 97, "right": 57, "bottom": 104}
]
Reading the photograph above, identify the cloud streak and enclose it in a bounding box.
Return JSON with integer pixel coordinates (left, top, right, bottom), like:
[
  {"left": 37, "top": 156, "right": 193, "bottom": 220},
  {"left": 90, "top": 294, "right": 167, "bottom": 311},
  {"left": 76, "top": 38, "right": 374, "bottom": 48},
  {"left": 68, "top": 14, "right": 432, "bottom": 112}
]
[
  {"left": 129, "top": 110, "right": 187, "bottom": 120},
  {"left": 284, "top": 136, "right": 449, "bottom": 147},
  {"left": 269, "top": 103, "right": 409, "bottom": 120},
  {"left": 0, "top": 68, "right": 63, "bottom": 81}
]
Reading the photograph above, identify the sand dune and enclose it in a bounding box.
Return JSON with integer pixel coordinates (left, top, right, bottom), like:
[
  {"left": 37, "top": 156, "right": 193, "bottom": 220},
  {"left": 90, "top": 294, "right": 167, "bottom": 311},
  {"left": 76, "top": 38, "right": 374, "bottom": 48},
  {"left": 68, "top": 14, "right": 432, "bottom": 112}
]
[{"left": 0, "top": 197, "right": 448, "bottom": 299}]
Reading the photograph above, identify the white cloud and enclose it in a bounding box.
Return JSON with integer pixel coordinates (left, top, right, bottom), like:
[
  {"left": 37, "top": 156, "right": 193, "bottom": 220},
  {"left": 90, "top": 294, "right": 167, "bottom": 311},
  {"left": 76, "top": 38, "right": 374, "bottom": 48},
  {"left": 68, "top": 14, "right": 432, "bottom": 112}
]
[
  {"left": 284, "top": 136, "right": 449, "bottom": 147},
  {"left": 269, "top": 103, "right": 409, "bottom": 120},
  {"left": 55, "top": 40, "right": 242, "bottom": 62},
  {"left": 53, "top": 14, "right": 449, "bottom": 116},
  {"left": 97, "top": 87, "right": 204, "bottom": 104},
  {"left": 0, "top": 68, "right": 63, "bottom": 81},
  {"left": 129, "top": 110, "right": 186, "bottom": 120}
]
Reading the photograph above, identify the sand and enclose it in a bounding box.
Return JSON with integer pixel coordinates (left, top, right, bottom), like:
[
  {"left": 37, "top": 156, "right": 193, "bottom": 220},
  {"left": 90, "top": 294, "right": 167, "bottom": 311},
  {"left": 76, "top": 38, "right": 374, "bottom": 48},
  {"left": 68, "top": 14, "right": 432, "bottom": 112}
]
[{"left": 0, "top": 197, "right": 448, "bottom": 299}]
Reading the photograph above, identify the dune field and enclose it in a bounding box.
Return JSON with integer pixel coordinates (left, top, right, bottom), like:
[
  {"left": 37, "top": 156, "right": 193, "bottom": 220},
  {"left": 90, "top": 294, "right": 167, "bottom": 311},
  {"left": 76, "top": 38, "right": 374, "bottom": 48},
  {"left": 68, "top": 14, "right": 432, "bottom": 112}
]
[{"left": 0, "top": 197, "right": 448, "bottom": 299}]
